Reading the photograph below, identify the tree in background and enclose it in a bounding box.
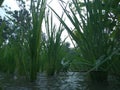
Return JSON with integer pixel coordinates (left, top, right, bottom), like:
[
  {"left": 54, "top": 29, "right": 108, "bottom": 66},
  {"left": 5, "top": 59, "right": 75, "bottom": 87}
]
[{"left": 0, "top": 0, "right": 4, "bottom": 6}]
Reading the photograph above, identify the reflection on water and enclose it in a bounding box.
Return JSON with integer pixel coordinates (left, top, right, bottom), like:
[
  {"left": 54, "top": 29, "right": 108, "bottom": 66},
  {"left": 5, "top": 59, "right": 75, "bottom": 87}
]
[{"left": 0, "top": 72, "right": 120, "bottom": 90}]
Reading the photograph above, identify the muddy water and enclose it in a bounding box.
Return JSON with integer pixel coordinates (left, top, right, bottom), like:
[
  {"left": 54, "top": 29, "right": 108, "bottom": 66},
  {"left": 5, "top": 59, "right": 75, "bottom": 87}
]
[{"left": 0, "top": 72, "right": 120, "bottom": 90}]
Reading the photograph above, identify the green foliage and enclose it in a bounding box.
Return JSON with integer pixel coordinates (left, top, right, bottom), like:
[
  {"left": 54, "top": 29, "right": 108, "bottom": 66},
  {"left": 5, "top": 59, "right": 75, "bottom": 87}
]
[
  {"left": 0, "top": 0, "right": 120, "bottom": 82},
  {"left": 50, "top": 0, "right": 120, "bottom": 72},
  {"left": 28, "top": 0, "right": 47, "bottom": 81},
  {"left": 41, "top": 11, "right": 70, "bottom": 76},
  {"left": 0, "top": 0, "right": 4, "bottom": 6},
  {"left": 0, "top": 0, "right": 47, "bottom": 81},
  {"left": 0, "top": 19, "right": 5, "bottom": 46}
]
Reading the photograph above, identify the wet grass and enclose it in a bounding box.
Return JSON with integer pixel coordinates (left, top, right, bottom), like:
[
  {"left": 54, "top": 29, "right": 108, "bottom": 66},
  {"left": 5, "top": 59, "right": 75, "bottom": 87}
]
[
  {"left": 40, "top": 10, "right": 69, "bottom": 76},
  {"left": 50, "top": 0, "right": 120, "bottom": 76},
  {"left": 0, "top": 0, "right": 120, "bottom": 86}
]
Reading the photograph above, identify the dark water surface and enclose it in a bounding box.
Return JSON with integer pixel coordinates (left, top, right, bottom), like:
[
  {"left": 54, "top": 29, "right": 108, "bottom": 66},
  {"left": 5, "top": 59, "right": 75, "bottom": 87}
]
[{"left": 0, "top": 72, "right": 120, "bottom": 90}]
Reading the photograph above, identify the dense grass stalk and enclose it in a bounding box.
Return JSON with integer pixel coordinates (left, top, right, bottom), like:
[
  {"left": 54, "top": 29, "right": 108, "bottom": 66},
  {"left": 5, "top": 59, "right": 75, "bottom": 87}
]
[
  {"left": 1, "top": 0, "right": 47, "bottom": 81},
  {"left": 0, "top": 21, "right": 6, "bottom": 72},
  {"left": 41, "top": 10, "right": 68, "bottom": 76},
  {"left": 0, "top": 21, "right": 5, "bottom": 46},
  {"left": 50, "top": 0, "right": 119, "bottom": 71},
  {"left": 29, "top": 0, "right": 47, "bottom": 81}
]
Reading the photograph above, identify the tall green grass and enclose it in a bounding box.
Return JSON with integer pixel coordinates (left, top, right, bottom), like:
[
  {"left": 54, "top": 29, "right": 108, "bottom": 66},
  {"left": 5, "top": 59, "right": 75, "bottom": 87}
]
[
  {"left": 0, "top": 20, "right": 5, "bottom": 46},
  {"left": 50, "top": 0, "right": 120, "bottom": 72},
  {"left": 41, "top": 10, "right": 69, "bottom": 76},
  {"left": 28, "top": 0, "right": 47, "bottom": 81},
  {"left": 0, "top": 20, "right": 6, "bottom": 72},
  {"left": 1, "top": 0, "right": 47, "bottom": 81}
]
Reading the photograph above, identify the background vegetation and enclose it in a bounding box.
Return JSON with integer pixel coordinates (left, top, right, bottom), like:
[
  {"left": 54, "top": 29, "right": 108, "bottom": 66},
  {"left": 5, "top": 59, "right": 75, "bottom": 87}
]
[{"left": 0, "top": 0, "right": 120, "bottom": 82}]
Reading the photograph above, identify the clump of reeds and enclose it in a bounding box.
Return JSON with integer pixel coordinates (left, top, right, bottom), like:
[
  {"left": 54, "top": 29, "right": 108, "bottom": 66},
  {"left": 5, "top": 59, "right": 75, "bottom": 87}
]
[
  {"left": 41, "top": 10, "right": 69, "bottom": 76},
  {"left": 50, "top": 0, "right": 120, "bottom": 72}
]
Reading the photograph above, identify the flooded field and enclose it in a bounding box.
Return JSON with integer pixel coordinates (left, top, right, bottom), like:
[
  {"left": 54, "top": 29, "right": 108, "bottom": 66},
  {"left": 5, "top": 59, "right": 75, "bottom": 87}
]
[{"left": 0, "top": 72, "right": 120, "bottom": 90}]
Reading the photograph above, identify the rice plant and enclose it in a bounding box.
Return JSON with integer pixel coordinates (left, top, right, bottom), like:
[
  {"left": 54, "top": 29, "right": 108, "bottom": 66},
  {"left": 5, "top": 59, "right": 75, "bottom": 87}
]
[
  {"left": 7, "top": 0, "right": 47, "bottom": 81},
  {"left": 50, "top": 0, "right": 120, "bottom": 72},
  {"left": 0, "top": 18, "right": 5, "bottom": 46},
  {"left": 41, "top": 10, "right": 69, "bottom": 76},
  {"left": 1, "top": 0, "right": 47, "bottom": 81},
  {"left": 27, "top": 0, "right": 47, "bottom": 81},
  {"left": 0, "top": 18, "right": 6, "bottom": 73}
]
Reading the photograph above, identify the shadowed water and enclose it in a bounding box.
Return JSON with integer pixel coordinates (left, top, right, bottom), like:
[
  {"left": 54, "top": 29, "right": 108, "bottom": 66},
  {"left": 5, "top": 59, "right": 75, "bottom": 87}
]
[{"left": 0, "top": 72, "right": 120, "bottom": 90}]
